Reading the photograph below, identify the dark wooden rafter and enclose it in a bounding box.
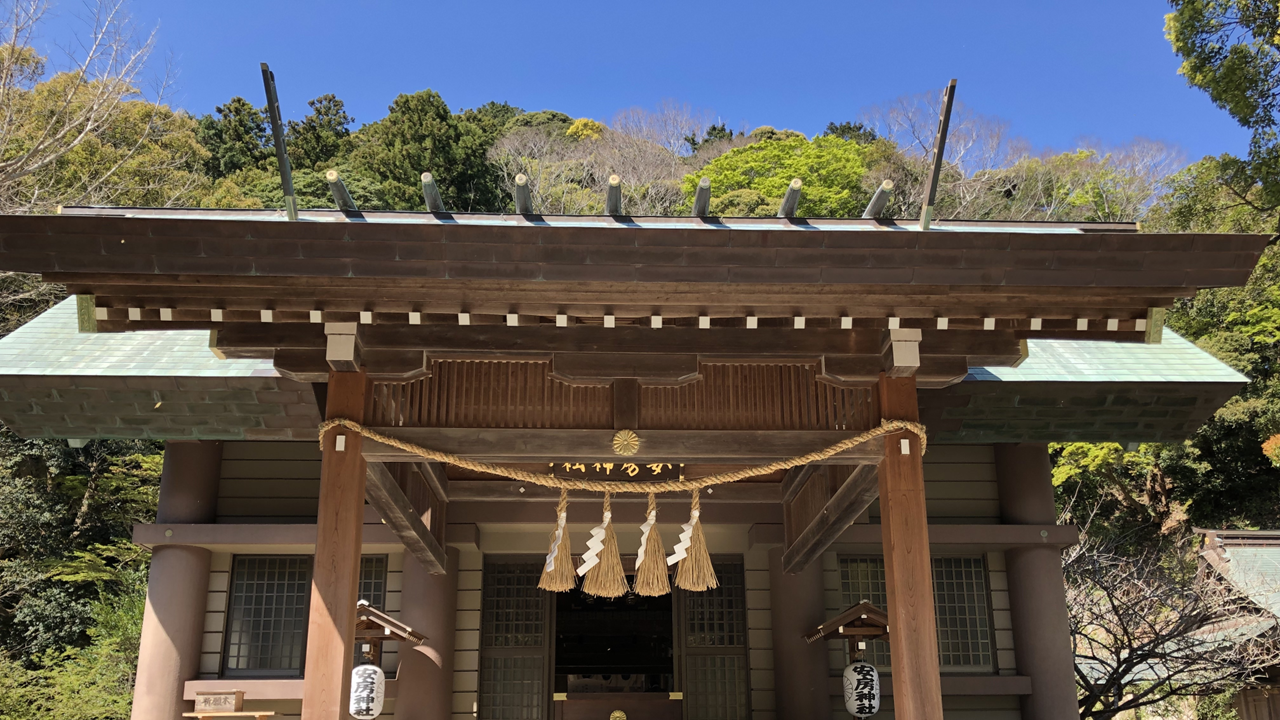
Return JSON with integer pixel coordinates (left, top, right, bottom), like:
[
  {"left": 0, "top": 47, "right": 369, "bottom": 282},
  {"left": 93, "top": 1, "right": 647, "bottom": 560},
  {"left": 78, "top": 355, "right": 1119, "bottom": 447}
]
[
  {"left": 365, "top": 461, "right": 447, "bottom": 574},
  {"left": 781, "top": 464, "right": 880, "bottom": 573}
]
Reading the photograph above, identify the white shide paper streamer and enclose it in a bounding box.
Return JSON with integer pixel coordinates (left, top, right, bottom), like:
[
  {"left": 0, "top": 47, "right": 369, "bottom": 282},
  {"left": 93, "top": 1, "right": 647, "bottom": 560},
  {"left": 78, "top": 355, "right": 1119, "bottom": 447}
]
[
  {"left": 636, "top": 510, "right": 657, "bottom": 568},
  {"left": 576, "top": 511, "right": 611, "bottom": 577},
  {"left": 543, "top": 511, "right": 567, "bottom": 572},
  {"left": 666, "top": 509, "right": 699, "bottom": 567}
]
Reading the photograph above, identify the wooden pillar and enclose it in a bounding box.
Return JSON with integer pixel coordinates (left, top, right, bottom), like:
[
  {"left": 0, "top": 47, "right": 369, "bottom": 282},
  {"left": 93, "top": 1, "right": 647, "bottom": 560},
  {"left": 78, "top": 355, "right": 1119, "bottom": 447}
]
[
  {"left": 995, "top": 444, "right": 1078, "bottom": 720},
  {"left": 876, "top": 375, "right": 943, "bottom": 720},
  {"left": 767, "top": 546, "right": 829, "bottom": 719},
  {"left": 131, "top": 440, "right": 223, "bottom": 720},
  {"left": 394, "top": 547, "right": 459, "bottom": 720},
  {"left": 302, "top": 370, "right": 370, "bottom": 720}
]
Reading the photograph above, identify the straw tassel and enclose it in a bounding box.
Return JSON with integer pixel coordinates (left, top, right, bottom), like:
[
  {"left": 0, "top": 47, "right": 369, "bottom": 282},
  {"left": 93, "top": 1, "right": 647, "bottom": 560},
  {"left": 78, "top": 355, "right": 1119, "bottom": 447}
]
[
  {"left": 633, "top": 493, "right": 670, "bottom": 596},
  {"left": 579, "top": 493, "right": 628, "bottom": 598},
  {"left": 669, "top": 489, "right": 718, "bottom": 592},
  {"left": 538, "top": 489, "right": 575, "bottom": 592}
]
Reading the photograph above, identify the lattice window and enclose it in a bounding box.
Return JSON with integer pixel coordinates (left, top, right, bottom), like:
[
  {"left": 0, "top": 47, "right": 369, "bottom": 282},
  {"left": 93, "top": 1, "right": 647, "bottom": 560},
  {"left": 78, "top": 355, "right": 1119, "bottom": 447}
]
[
  {"left": 223, "top": 556, "right": 311, "bottom": 677},
  {"left": 684, "top": 655, "right": 749, "bottom": 720},
  {"left": 479, "top": 656, "right": 545, "bottom": 719},
  {"left": 682, "top": 558, "right": 750, "bottom": 719},
  {"left": 482, "top": 563, "right": 546, "bottom": 648},
  {"left": 479, "top": 560, "right": 548, "bottom": 720},
  {"left": 359, "top": 555, "right": 387, "bottom": 610},
  {"left": 838, "top": 556, "right": 994, "bottom": 671},
  {"left": 684, "top": 559, "right": 747, "bottom": 648},
  {"left": 933, "top": 557, "right": 993, "bottom": 669}
]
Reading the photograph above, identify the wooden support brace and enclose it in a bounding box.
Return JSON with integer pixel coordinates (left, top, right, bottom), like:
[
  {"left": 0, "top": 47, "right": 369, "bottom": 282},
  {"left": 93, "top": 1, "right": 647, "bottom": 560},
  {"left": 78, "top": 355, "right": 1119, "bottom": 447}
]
[
  {"left": 365, "top": 461, "right": 447, "bottom": 574},
  {"left": 414, "top": 461, "right": 449, "bottom": 502},
  {"left": 780, "top": 464, "right": 818, "bottom": 504},
  {"left": 781, "top": 464, "right": 880, "bottom": 573}
]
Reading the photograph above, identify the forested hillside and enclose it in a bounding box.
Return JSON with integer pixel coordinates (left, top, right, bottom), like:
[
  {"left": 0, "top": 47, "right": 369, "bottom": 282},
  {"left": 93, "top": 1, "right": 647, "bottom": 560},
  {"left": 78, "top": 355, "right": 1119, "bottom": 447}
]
[{"left": 0, "top": 1, "right": 1278, "bottom": 717}]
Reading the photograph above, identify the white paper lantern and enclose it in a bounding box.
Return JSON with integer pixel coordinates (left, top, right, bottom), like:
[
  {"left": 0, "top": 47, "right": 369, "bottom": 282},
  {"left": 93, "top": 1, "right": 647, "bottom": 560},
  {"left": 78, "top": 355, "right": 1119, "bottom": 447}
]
[
  {"left": 842, "top": 661, "right": 880, "bottom": 718},
  {"left": 350, "top": 663, "right": 386, "bottom": 719}
]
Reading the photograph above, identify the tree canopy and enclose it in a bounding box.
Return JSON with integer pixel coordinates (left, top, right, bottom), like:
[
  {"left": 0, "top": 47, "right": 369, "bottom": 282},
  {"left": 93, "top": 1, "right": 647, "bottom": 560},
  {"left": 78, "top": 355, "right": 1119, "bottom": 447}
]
[{"left": 1166, "top": 0, "right": 1280, "bottom": 226}]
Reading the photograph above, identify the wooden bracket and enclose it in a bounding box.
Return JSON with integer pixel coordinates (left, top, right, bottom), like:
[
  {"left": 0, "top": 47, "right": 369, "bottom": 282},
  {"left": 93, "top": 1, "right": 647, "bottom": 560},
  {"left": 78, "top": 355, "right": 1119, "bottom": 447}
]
[
  {"left": 781, "top": 464, "right": 880, "bottom": 573},
  {"left": 366, "top": 461, "right": 447, "bottom": 574}
]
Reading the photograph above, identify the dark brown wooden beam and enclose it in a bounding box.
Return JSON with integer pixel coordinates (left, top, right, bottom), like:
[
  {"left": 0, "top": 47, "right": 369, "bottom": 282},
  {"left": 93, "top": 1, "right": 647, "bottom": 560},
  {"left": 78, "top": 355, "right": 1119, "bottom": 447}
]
[
  {"left": 359, "top": 427, "right": 885, "bottom": 464},
  {"left": 782, "top": 464, "right": 880, "bottom": 573},
  {"left": 365, "top": 461, "right": 447, "bottom": 574},
  {"left": 446, "top": 479, "right": 779, "bottom": 502},
  {"left": 414, "top": 461, "right": 449, "bottom": 503},
  {"left": 215, "top": 324, "right": 886, "bottom": 357},
  {"left": 780, "top": 465, "right": 819, "bottom": 504}
]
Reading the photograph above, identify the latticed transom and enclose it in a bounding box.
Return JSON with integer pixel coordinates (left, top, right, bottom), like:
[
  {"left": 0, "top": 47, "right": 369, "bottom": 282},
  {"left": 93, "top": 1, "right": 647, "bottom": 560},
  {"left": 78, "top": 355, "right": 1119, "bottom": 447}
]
[
  {"left": 223, "top": 556, "right": 311, "bottom": 676},
  {"left": 838, "top": 556, "right": 994, "bottom": 671},
  {"left": 642, "top": 365, "right": 874, "bottom": 431},
  {"left": 369, "top": 360, "right": 874, "bottom": 432},
  {"left": 482, "top": 563, "right": 547, "bottom": 648}
]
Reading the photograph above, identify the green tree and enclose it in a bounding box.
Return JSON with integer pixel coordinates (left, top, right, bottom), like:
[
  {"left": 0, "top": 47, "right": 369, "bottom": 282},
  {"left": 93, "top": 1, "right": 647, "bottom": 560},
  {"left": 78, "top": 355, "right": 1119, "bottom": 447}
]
[
  {"left": 1166, "top": 1, "right": 1280, "bottom": 226},
  {"left": 823, "top": 121, "right": 878, "bottom": 144},
  {"left": 0, "top": 435, "right": 160, "bottom": 657},
  {"left": 683, "top": 135, "right": 873, "bottom": 217},
  {"left": 685, "top": 122, "right": 735, "bottom": 153},
  {"left": 195, "top": 97, "right": 270, "bottom": 180},
  {"left": 459, "top": 101, "right": 524, "bottom": 141},
  {"left": 503, "top": 109, "right": 572, "bottom": 134},
  {"left": 348, "top": 89, "right": 503, "bottom": 211},
  {"left": 0, "top": 572, "right": 146, "bottom": 720},
  {"left": 286, "top": 94, "right": 353, "bottom": 171}
]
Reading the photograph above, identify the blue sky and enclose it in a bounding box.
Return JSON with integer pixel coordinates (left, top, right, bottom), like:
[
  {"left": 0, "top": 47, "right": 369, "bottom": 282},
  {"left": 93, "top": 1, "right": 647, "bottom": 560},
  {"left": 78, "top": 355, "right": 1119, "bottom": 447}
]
[{"left": 37, "top": 0, "right": 1247, "bottom": 162}]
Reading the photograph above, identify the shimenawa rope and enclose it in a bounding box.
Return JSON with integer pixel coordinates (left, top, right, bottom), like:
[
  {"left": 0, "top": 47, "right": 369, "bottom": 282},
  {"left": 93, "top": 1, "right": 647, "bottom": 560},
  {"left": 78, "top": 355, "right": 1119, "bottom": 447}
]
[{"left": 316, "top": 418, "right": 927, "bottom": 494}]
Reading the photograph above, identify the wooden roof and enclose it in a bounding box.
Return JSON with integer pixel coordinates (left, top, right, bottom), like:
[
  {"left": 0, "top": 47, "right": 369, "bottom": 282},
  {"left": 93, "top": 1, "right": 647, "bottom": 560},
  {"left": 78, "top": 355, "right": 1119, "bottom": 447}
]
[
  {"left": 805, "top": 601, "right": 890, "bottom": 643},
  {"left": 0, "top": 209, "right": 1262, "bottom": 344}
]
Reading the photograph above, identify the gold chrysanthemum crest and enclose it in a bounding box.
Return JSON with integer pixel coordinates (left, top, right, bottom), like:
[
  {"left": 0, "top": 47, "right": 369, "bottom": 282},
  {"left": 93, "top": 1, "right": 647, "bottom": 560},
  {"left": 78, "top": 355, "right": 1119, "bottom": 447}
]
[{"left": 612, "top": 429, "right": 640, "bottom": 456}]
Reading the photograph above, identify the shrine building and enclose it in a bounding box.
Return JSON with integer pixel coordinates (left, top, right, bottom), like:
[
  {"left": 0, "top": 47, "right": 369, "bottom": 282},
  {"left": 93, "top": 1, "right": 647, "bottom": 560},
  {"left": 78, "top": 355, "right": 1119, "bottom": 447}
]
[{"left": 0, "top": 204, "right": 1264, "bottom": 720}]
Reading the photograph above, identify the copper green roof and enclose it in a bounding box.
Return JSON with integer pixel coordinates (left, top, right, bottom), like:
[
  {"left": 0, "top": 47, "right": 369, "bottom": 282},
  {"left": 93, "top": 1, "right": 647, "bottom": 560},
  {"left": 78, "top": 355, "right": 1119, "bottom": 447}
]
[
  {"left": 969, "top": 332, "right": 1246, "bottom": 384},
  {"left": 0, "top": 298, "right": 1248, "bottom": 443}
]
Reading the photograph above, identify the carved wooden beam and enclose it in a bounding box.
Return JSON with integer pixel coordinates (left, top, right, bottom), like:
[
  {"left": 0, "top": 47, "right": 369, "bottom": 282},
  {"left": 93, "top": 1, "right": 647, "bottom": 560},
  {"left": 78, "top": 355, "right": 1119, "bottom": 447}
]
[
  {"left": 782, "top": 464, "right": 880, "bottom": 574},
  {"left": 365, "top": 461, "right": 447, "bottom": 574}
]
